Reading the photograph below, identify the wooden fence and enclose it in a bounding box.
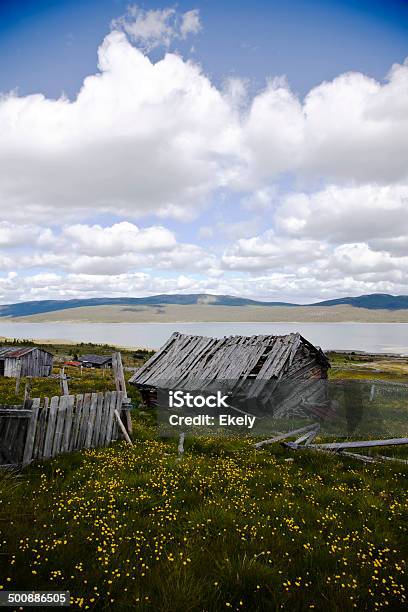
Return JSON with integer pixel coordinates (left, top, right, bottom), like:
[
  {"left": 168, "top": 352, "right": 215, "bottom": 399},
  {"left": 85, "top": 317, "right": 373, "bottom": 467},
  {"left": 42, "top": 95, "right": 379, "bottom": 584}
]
[{"left": 0, "top": 391, "right": 128, "bottom": 467}]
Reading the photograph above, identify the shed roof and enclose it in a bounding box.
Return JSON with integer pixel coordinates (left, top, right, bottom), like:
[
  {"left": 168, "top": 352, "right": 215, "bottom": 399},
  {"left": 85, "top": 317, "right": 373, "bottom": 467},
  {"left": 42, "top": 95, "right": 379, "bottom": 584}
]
[
  {"left": 129, "top": 332, "right": 329, "bottom": 388},
  {"left": 78, "top": 354, "right": 112, "bottom": 365},
  {"left": 0, "top": 346, "right": 53, "bottom": 359}
]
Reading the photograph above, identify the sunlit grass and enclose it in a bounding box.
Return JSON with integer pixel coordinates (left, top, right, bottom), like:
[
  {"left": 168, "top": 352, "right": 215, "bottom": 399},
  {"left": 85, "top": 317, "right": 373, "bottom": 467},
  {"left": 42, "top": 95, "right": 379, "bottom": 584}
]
[
  {"left": 0, "top": 422, "right": 407, "bottom": 610},
  {"left": 0, "top": 346, "right": 407, "bottom": 609}
]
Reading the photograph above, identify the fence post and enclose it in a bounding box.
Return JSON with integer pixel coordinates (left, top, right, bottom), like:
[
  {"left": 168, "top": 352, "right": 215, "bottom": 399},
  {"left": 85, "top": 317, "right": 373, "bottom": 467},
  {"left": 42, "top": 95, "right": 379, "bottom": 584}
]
[
  {"left": 24, "top": 376, "right": 32, "bottom": 401},
  {"left": 112, "top": 352, "right": 132, "bottom": 434},
  {"left": 177, "top": 432, "right": 185, "bottom": 460},
  {"left": 60, "top": 368, "right": 69, "bottom": 395},
  {"left": 15, "top": 361, "right": 22, "bottom": 395},
  {"left": 22, "top": 398, "right": 40, "bottom": 465}
]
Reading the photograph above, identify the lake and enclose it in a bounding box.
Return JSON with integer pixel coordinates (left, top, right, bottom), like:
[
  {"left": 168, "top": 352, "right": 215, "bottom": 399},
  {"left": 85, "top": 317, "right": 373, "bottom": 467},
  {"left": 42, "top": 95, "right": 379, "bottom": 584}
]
[{"left": 0, "top": 321, "right": 407, "bottom": 354}]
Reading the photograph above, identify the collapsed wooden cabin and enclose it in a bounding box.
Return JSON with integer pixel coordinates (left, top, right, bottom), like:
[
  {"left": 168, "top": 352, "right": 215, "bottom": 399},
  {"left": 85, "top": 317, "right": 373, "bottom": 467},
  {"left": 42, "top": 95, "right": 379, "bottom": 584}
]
[
  {"left": 0, "top": 346, "right": 54, "bottom": 378},
  {"left": 129, "top": 332, "right": 330, "bottom": 417}
]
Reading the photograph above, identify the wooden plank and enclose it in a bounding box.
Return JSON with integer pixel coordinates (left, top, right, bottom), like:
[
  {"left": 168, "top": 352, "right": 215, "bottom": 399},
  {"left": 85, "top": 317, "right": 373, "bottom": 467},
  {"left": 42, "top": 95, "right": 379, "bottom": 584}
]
[
  {"left": 111, "top": 411, "right": 119, "bottom": 441},
  {"left": 70, "top": 395, "right": 83, "bottom": 451},
  {"left": 33, "top": 399, "right": 48, "bottom": 460},
  {"left": 85, "top": 393, "right": 98, "bottom": 448},
  {"left": 112, "top": 353, "right": 126, "bottom": 393},
  {"left": 303, "top": 429, "right": 320, "bottom": 446},
  {"left": 78, "top": 393, "right": 92, "bottom": 448},
  {"left": 52, "top": 395, "right": 67, "bottom": 457},
  {"left": 43, "top": 396, "right": 59, "bottom": 459},
  {"left": 92, "top": 392, "right": 104, "bottom": 447},
  {"left": 104, "top": 391, "right": 117, "bottom": 445},
  {"left": 98, "top": 391, "right": 109, "bottom": 446},
  {"left": 178, "top": 432, "right": 185, "bottom": 458},
  {"left": 284, "top": 444, "right": 384, "bottom": 465},
  {"left": 105, "top": 391, "right": 117, "bottom": 445},
  {"left": 283, "top": 441, "right": 408, "bottom": 466},
  {"left": 376, "top": 454, "right": 408, "bottom": 465},
  {"left": 24, "top": 377, "right": 32, "bottom": 401},
  {"left": 0, "top": 409, "right": 32, "bottom": 417},
  {"left": 339, "top": 451, "right": 378, "bottom": 464},
  {"left": 111, "top": 393, "right": 121, "bottom": 441},
  {"left": 121, "top": 399, "right": 133, "bottom": 436},
  {"left": 254, "top": 423, "right": 318, "bottom": 449},
  {"left": 60, "top": 371, "right": 69, "bottom": 396},
  {"left": 112, "top": 352, "right": 132, "bottom": 434},
  {"left": 295, "top": 426, "right": 320, "bottom": 445},
  {"left": 61, "top": 395, "right": 75, "bottom": 454},
  {"left": 115, "top": 391, "right": 125, "bottom": 441},
  {"left": 114, "top": 409, "right": 133, "bottom": 445},
  {"left": 97, "top": 391, "right": 110, "bottom": 446},
  {"left": 15, "top": 361, "right": 22, "bottom": 395},
  {"left": 338, "top": 451, "right": 408, "bottom": 465},
  {"left": 129, "top": 333, "right": 177, "bottom": 385},
  {"left": 22, "top": 398, "right": 40, "bottom": 465},
  {"left": 311, "top": 438, "right": 408, "bottom": 451}
]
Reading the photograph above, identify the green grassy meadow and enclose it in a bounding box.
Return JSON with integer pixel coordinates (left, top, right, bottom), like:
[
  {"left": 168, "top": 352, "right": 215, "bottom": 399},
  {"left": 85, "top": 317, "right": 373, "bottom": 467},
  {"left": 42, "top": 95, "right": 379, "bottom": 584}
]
[{"left": 0, "top": 343, "right": 407, "bottom": 610}]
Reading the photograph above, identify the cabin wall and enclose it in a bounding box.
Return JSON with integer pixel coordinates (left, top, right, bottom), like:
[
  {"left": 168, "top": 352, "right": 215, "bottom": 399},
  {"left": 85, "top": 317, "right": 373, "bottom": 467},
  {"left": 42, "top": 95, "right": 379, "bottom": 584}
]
[
  {"left": 3, "top": 350, "right": 53, "bottom": 378},
  {"left": 272, "top": 344, "right": 329, "bottom": 416},
  {"left": 4, "top": 358, "right": 20, "bottom": 377},
  {"left": 99, "top": 362, "right": 112, "bottom": 370},
  {"left": 281, "top": 344, "right": 328, "bottom": 381}
]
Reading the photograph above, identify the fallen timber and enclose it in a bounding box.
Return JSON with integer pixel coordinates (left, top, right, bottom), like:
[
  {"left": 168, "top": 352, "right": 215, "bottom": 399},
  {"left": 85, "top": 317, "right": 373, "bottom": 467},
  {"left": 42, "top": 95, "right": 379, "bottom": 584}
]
[
  {"left": 255, "top": 424, "right": 408, "bottom": 465},
  {"left": 308, "top": 437, "right": 408, "bottom": 450},
  {"left": 282, "top": 437, "right": 408, "bottom": 465},
  {"left": 254, "top": 423, "right": 318, "bottom": 448}
]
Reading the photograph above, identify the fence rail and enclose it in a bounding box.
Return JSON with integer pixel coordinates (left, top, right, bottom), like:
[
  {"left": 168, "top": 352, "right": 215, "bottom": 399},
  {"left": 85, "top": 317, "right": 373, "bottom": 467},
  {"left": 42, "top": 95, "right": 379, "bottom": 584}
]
[{"left": 0, "top": 391, "right": 128, "bottom": 467}]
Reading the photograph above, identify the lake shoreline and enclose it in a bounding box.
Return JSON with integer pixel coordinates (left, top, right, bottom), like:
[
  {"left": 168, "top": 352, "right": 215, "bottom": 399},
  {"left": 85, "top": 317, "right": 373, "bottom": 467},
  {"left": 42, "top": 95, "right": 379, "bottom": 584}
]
[
  {"left": 1, "top": 333, "right": 408, "bottom": 359},
  {"left": 1, "top": 320, "right": 408, "bottom": 355}
]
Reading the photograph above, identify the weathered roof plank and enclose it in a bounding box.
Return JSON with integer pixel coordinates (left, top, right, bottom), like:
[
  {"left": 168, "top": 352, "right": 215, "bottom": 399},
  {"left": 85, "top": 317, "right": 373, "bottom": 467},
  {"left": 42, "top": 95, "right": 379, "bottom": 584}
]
[{"left": 130, "top": 332, "right": 329, "bottom": 389}]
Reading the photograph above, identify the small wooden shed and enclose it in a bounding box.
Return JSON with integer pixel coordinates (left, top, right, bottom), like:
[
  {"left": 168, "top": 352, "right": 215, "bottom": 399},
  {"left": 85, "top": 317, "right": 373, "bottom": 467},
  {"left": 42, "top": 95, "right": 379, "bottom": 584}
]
[
  {"left": 0, "top": 346, "right": 54, "bottom": 378},
  {"left": 78, "top": 354, "right": 112, "bottom": 369},
  {"left": 129, "top": 332, "right": 330, "bottom": 412}
]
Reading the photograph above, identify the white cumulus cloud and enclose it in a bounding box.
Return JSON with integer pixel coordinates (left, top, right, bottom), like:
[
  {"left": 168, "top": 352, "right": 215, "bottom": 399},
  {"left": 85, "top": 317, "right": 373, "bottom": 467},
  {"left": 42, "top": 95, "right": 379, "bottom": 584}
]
[
  {"left": 63, "top": 222, "right": 176, "bottom": 256},
  {"left": 0, "top": 29, "right": 238, "bottom": 224},
  {"left": 1, "top": 17, "right": 408, "bottom": 303},
  {"left": 112, "top": 5, "right": 201, "bottom": 52}
]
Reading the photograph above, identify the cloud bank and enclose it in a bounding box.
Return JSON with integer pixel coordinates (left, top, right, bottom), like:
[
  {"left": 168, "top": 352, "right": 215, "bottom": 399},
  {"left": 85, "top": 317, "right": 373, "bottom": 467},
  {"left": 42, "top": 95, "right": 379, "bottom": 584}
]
[{"left": 0, "top": 6, "right": 407, "bottom": 303}]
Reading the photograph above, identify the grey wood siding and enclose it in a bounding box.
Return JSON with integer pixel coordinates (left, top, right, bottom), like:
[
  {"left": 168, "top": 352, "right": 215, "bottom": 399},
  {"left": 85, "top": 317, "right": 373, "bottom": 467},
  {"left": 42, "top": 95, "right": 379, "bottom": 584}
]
[
  {"left": 2, "top": 348, "right": 53, "bottom": 378},
  {"left": 0, "top": 391, "right": 126, "bottom": 466}
]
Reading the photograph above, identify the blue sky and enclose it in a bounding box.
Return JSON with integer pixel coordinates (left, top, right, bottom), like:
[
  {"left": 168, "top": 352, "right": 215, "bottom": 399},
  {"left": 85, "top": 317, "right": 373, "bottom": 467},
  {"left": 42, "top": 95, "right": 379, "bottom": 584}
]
[
  {"left": 1, "top": 1, "right": 407, "bottom": 98},
  {"left": 0, "top": 1, "right": 407, "bottom": 303}
]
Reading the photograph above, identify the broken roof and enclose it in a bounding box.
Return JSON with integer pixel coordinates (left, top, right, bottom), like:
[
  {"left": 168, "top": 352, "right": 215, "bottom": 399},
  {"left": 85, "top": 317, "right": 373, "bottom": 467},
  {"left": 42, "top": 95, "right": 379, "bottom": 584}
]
[
  {"left": 129, "top": 332, "right": 329, "bottom": 388},
  {"left": 78, "top": 354, "right": 112, "bottom": 364},
  {"left": 0, "top": 346, "right": 53, "bottom": 359}
]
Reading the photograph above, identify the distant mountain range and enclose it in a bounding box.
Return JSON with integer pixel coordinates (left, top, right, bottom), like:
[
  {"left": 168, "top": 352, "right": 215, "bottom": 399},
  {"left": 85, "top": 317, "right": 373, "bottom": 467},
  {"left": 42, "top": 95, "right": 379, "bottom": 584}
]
[{"left": 1, "top": 293, "right": 408, "bottom": 318}]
